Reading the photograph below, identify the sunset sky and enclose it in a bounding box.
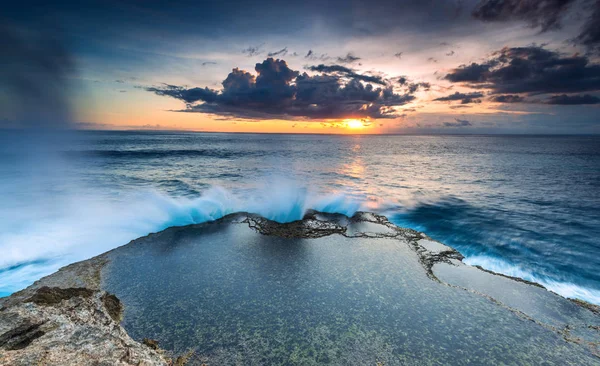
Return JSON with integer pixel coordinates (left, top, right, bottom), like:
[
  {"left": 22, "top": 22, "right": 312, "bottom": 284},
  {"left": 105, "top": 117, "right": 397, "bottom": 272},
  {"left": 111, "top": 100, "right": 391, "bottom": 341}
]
[{"left": 2, "top": 0, "right": 600, "bottom": 134}]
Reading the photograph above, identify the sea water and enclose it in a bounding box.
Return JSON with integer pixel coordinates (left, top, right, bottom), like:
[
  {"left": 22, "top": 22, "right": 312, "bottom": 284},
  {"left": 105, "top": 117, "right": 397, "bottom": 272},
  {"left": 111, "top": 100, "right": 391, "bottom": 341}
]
[{"left": 0, "top": 131, "right": 598, "bottom": 305}]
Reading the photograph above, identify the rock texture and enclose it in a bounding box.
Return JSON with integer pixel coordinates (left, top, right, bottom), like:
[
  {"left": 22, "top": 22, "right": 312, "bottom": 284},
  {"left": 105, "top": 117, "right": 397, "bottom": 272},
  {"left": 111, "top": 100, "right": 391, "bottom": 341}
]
[
  {"left": 0, "top": 257, "right": 168, "bottom": 365},
  {"left": 1, "top": 211, "right": 599, "bottom": 365}
]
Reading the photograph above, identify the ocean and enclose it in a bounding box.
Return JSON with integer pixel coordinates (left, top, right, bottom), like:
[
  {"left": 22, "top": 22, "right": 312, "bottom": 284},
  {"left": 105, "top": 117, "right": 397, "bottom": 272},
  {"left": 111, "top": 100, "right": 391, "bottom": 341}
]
[{"left": 1, "top": 131, "right": 599, "bottom": 305}]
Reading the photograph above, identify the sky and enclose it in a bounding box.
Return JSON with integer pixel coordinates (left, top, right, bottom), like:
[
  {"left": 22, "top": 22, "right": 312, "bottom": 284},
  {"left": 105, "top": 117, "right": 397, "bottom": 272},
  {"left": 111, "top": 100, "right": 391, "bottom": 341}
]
[{"left": 1, "top": 0, "right": 600, "bottom": 134}]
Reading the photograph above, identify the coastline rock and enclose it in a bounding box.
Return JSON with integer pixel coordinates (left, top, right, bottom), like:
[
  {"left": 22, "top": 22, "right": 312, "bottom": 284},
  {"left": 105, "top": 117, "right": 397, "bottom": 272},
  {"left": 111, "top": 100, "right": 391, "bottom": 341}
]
[{"left": 1, "top": 211, "right": 599, "bottom": 365}]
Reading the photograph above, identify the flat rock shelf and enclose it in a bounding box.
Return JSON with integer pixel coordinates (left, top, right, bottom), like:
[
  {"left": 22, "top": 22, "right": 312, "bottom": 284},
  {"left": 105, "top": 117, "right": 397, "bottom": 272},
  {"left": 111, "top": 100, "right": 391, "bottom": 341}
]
[{"left": 1, "top": 211, "right": 599, "bottom": 365}]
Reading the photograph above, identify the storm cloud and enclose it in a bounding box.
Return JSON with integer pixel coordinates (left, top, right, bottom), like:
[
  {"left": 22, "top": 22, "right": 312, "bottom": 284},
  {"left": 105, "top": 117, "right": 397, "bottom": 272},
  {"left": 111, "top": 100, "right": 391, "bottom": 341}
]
[{"left": 146, "top": 58, "right": 418, "bottom": 120}]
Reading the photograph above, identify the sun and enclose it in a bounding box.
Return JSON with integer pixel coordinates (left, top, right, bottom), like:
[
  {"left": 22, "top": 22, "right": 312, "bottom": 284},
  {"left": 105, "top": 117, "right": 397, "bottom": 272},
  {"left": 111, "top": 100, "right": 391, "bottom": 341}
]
[{"left": 345, "top": 119, "right": 365, "bottom": 129}]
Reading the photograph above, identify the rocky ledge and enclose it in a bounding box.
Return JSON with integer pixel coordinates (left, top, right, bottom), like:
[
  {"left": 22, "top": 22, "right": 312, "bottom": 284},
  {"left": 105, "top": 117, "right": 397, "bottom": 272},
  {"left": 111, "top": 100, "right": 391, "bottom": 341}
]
[{"left": 1, "top": 211, "right": 599, "bottom": 365}]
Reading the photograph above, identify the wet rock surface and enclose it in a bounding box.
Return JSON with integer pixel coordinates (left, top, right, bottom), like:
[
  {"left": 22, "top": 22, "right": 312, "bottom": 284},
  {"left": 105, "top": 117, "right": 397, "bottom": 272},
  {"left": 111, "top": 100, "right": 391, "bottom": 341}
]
[{"left": 1, "top": 211, "right": 599, "bottom": 365}]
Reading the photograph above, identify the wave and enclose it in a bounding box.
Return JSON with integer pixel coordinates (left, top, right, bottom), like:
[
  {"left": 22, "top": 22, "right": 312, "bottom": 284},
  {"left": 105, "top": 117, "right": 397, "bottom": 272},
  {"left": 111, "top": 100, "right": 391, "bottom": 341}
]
[
  {"left": 464, "top": 255, "right": 600, "bottom": 306},
  {"left": 2, "top": 183, "right": 599, "bottom": 307},
  {"left": 0, "top": 180, "right": 362, "bottom": 295},
  {"left": 73, "top": 149, "right": 273, "bottom": 159},
  {"left": 387, "top": 197, "right": 600, "bottom": 306}
]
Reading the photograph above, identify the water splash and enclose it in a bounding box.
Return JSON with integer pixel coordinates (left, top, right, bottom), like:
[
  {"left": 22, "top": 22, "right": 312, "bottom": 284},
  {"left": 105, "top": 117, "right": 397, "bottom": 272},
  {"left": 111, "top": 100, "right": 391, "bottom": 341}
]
[{"left": 0, "top": 181, "right": 363, "bottom": 295}]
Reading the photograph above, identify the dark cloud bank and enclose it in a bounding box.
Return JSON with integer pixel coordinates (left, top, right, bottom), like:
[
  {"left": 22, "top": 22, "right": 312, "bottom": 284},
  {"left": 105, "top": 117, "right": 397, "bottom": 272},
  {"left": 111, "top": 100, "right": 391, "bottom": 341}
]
[
  {"left": 472, "top": 0, "right": 600, "bottom": 53},
  {"left": 147, "top": 58, "right": 426, "bottom": 120},
  {"left": 0, "top": 24, "right": 75, "bottom": 129},
  {"left": 443, "top": 45, "right": 600, "bottom": 104}
]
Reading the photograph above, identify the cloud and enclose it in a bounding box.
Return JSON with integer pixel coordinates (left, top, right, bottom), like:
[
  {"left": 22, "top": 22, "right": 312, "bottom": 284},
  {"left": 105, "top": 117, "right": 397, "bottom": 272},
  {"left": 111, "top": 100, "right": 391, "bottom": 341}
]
[
  {"left": 146, "top": 57, "right": 419, "bottom": 120},
  {"left": 472, "top": 0, "right": 576, "bottom": 31},
  {"left": 306, "top": 64, "right": 387, "bottom": 85},
  {"left": 434, "top": 91, "right": 484, "bottom": 103},
  {"left": 545, "top": 94, "right": 600, "bottom": 104},
  {"left": 336, "top": 53, "right": 361, "bottom": 63},
  {"left": 202, "top": 61, "right": 217, "bottom": 66},
  {"left": 394, "top": 52, "right": 403, "bottom": 59},
  {"left": 444, "top": 118, "right": 472, "bottom": 127},
  {"left": 0, "top": 24, "right": 75, "bottom": 129},
  {"left": 146, "top": 84, "right": 219, "bottom": 104},
  {"left": 397, "top": 76, "right": 431, "bottom": 92},
  {"left": 268, "top": 47, "right": 288, "bottom": 57},
  {"left": 304, "top": 50, "right": 331, "bottom": 61},
  {"left": 472, "top": 0, "right": 600, "bottom": 52},
  {"left": 444, "top": 46, "right": 600, "bottom": 95},
  {"left": 242, "top": 43, "right": 264, "bottom": 57},
  {"left": 490, "top": 94, "right": 525, "bottom": 102},
  {"left": 574, "top": 2, "right": 600, "bottom": 53},
  {"left": 444, "top": 62, "right": 491, "bottom": 82}
]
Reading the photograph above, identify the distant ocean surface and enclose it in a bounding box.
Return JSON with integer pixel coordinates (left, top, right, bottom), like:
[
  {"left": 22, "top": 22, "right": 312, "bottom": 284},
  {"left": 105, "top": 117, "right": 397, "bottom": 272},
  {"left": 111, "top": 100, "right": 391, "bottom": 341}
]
[{"left": 1, "top": 131, "right": 599, "bottom": 305}]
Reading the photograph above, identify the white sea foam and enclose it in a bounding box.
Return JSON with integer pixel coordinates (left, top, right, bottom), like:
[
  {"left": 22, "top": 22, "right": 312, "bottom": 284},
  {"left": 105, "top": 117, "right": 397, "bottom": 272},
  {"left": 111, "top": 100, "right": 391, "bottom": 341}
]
[
  {"left": 0, "top": 181, "right": 363, "bottom": 295},
  {"left": 465, "top": 255, "right": 600, "bottom": 306}
]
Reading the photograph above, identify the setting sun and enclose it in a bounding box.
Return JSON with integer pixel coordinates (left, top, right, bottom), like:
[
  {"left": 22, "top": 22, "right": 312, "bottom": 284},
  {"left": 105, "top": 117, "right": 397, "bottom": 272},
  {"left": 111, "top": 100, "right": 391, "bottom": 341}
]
[{"left": 345, "top": 119, "right": 365, "bottom": 129}]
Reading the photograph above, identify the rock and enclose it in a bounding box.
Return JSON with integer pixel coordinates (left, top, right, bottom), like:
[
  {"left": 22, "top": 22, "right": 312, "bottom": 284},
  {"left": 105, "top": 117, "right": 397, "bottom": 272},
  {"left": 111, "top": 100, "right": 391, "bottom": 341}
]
[
  {"left": 1, "top": 211, "right": 599, "bottom": 365},
  {"left": 142, "top": 338, "right": 160, "bottom": 350},
  {"left": 0, "top": 285, "right": 167, "bottom": 365}
]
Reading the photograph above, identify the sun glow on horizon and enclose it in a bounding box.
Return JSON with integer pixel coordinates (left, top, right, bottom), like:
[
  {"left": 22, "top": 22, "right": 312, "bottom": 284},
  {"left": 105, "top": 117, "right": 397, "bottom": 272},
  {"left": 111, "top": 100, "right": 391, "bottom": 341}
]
[{"left": 345, "top": 119, "right": 367, "bottom": 129}]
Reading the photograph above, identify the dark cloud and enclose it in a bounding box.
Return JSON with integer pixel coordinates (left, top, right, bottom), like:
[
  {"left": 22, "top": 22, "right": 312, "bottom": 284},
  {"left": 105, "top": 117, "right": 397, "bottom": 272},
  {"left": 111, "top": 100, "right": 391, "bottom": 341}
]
[
  {"left": 394, "top": 52, "right": 403, "bottom": 59},
  {"left": 268, "top": 47, "right": 288, "bottom": 57},
  {"left": 444, "top": 46, "right": 600, "bottom": 95},
  {"left": 397, "top": 76, "right": 431, "bottom": 92},
  {"left": 446, "top": 50, "right": 455, "bottom": 56},
  {"left": 202, "top": 61, "right": 217, "bottom": 66},
  {"left": 306, "top": 64, "right": 387, "bottom": 85},
  {"left": 434, "top": 91, "right": 484, "bottom": 103},
  {"left": 146, "top": 84, "right": 219, "bottom": 104},
  {"left": 490, "top": 94, "right": 525, "bottom": 102},
  {"left": 115, "top": 79, "right": 124, "bottom": 83},
  {"left": 472, "top": 0, "right": 600, "bottom": 52},
  {"left": 445, "top": 62, "right": 491, "bottom": 82},
  {"left": 444, "top": 118, "right": 472, "bottom": 127},
  {"left": 304, "top": 50, "right": 331, "bottom": 61},
  {"left": 242, "top": 44, "right": 264, "bottom": 57},
  {"left": 472, "top": 0, "right": 576, "bottom": 31},
  {"left": 0, "top": 24, "right": 75, "bottom": 128},
  {"left": 336, "top": 53, "right": 361, "bottom": 63},
  {"left": 545, "top": 94, "right": 600, "bottom": 104},
  {"left": 574, "top": 1, "right": 600, "bottom": 53},
  {"left": 427, "top": 57, "right": 438, "bottom": 63},
  {"left": 146, "top": 57, "right": 418, "bottom": 120}
]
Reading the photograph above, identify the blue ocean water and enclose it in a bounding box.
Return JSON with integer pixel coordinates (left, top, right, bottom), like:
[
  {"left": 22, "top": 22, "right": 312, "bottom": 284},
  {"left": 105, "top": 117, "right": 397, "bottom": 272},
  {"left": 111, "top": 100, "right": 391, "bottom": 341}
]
[{"left": 0, "top": 131, "right": 599, "bottom": 305}]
